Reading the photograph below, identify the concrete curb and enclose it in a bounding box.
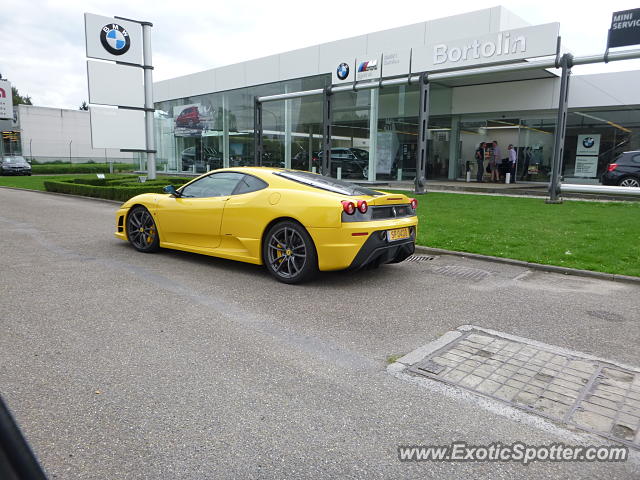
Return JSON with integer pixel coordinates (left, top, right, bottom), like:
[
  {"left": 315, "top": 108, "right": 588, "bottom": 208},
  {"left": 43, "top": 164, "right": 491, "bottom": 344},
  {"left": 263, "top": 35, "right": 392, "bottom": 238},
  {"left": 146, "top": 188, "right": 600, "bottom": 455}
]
[
  {"left": 0, "top": 186, "right": 122, "bottom": 205},
  {"left": 414, "top": 245, "right": 640, "bottom": 285}
]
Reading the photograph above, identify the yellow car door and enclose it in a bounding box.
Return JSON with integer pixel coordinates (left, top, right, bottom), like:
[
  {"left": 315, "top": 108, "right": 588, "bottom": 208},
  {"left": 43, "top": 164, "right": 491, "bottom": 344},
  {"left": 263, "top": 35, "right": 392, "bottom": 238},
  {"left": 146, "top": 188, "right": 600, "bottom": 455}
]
[{"left": 155, "top": 172, "right": 245, "bottom": 249}]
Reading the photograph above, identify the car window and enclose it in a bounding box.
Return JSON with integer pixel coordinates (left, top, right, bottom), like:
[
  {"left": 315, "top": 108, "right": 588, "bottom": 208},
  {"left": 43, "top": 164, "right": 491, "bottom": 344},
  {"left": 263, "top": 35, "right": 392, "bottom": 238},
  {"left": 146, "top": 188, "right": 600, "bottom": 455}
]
[
  {"left": 233, "top": 174, "right": 268, "bottom": 195},
  {"left": 275, "top": 170, "right": 382, "bottom": 196},
  {"left": 353, "top": 149, "right": 369, "bottom": 159},
  {"left": 632, "top": 154, "right": 640, "bottom": 164},
  {"left": 180, "top": 172, "right": 244, "bottom": 198}
]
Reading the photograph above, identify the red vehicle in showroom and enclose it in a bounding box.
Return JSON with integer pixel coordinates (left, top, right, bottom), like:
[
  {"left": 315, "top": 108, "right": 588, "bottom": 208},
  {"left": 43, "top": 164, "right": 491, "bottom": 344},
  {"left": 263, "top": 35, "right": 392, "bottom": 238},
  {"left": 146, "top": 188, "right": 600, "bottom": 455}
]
[{"left": 175, "top": 106, "right": 201, "bottom": 128}]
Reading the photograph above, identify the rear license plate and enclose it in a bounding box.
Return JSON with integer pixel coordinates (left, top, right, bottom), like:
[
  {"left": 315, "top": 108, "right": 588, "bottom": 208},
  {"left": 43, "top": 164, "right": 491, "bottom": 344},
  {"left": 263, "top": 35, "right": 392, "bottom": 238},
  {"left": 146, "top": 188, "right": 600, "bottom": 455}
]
[{"left": 387, "top": 227, "right": 410, "bottom": 242}]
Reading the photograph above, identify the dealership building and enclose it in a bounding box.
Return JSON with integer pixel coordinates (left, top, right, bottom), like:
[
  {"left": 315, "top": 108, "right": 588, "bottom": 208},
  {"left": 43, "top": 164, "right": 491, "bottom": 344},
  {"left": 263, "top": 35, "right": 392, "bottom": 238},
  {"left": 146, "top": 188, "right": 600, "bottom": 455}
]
[
  {"left": 2, "top": 7, "right": 639, "bottom": 183},
  {"left": 126, "top": 7, "right": 639, "bottom": 182}
]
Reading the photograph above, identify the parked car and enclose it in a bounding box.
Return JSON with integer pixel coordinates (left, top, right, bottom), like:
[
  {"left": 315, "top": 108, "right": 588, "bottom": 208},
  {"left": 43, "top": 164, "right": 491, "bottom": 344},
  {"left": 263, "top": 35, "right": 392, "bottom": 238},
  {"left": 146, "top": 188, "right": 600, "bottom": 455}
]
[
  {"left": 181, "top": 146, "right": 222, "bottom": 172},
  {"left": 601, "top": 150, "right": 640, "bottom": 187},
  {"left": 115, "top": 168, "right": 418, "bottom": 283},
  {"left": 0, "top": 156, "right": 32, "bottom": 176},
  {"left": 316, "top": 148, "right": 369, "bottom": 178}
]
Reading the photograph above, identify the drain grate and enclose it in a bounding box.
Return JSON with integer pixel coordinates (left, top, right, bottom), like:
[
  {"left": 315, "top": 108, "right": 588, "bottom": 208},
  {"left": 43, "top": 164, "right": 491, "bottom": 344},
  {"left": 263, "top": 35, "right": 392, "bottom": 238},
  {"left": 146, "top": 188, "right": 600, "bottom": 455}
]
[
  {"left": 406, "top": 254, "right": 436, "bottom": 262},
  {"left": 431, "top": 265, "right": 490, "bottom": 281},
  {"left": 407, "top": 330, "right": 640, "bottom": 449}
]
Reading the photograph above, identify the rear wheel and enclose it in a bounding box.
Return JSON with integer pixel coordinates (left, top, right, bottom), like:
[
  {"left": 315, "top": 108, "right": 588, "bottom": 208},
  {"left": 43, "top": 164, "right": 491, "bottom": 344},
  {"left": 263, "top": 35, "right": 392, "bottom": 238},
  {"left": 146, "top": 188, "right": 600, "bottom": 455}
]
[
  {"left": 618, "top": 177, "right": 640, "bottom": 188},
  {"left": 263, "top": 221, "right": 318, "bottom": 284},
  {"left": 126, "top": 206, "right": 160, "bottom": 253}
]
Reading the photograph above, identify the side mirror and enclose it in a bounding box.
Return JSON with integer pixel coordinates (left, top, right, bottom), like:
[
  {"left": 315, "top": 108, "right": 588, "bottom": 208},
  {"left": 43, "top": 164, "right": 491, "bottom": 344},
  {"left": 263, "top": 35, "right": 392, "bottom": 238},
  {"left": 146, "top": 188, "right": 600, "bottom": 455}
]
[{"left": 163, "top": 185, "right": 181, "bottom": 197}]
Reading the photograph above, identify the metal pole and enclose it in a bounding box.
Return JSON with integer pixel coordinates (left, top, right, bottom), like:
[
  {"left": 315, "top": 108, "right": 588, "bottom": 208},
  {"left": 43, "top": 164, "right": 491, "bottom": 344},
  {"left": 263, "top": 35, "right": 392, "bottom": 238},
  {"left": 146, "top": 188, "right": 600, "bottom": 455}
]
[
  {"left": 547, "top": 53, "right": 573, "bottom": 203},
  {"left": 308, "top": 128, "right": 313, "bottom": 171},
  {"left": 222, "top": 95, "right": 229, "bottom": 168},
  {"left": 284, "top": 85, "right": 292, "bottom": 169},
  {"left": 415, "top": 73, "right": 430, "bottom": 194},
  {"left": 253, "top": 97, "right": 263, "bottom": 166},
  {"left": 69, "top": 139, "right": 72, "bottom": 165},
  {"left": 142, "top": 23, "right": 156, "bottom": 180},
  {"left": 368, "top": 88, "right": 379, "bottom": 181},
  {"left": 322, "top": 86, "right": 332, "bottom": 176}
]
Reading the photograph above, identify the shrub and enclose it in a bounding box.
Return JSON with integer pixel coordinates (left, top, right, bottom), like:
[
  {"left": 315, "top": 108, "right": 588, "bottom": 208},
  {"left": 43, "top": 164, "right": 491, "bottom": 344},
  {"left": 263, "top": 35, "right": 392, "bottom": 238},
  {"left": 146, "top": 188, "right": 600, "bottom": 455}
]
[
  {"left": 31, "top": 163, "right": 136, "bottom": 174},
  {"left": 44, "top": 177, "right": 191, "bottom": 202}
]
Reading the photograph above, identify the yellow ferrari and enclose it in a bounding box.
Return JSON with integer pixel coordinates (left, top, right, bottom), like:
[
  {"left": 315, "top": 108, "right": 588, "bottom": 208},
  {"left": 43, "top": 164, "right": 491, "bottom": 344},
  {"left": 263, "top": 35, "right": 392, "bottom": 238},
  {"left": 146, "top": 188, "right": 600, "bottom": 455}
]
[{"left": 115, "top": 168, "right": 418, "bottom": 283}]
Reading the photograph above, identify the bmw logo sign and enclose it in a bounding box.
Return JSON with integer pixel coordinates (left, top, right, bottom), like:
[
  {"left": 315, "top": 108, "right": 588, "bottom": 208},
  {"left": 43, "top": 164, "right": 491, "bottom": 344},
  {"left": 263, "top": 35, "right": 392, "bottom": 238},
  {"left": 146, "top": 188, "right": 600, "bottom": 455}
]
[
  {"left": 100, "top": 23, "right": 131, "bottom": 56},
  {"left": 582, "top": 137, "right": 595, "bottom": 148},
  {"left": 337, "top": 63, "right": 350, "bottom": 80}
]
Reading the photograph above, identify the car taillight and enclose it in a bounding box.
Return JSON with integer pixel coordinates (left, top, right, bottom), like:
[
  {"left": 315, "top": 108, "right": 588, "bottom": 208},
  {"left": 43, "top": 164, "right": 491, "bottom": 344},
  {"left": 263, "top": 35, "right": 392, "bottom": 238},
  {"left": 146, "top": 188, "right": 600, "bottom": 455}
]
[
  {"left": 357, "top": 200, "right": 368, "bottom": 214},
  {"left": 409, "top": 198, "right": 418, "bottom": 209},
  {"left": 607, "top": 163, "right": 618, "bottom": 172},
  {"left": 341, "top": 200, "right": 356, "bottom": 215}
]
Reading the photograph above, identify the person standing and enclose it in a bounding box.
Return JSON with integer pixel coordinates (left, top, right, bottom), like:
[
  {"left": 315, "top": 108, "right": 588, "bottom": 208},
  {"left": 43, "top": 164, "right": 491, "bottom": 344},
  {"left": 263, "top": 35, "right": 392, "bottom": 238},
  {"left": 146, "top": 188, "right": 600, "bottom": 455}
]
[
  {"left": 508, "top": 144, "right": 517, "bottom": 183},
  {"left": 491, "top": 140, "right": 501, "bottom": 182},
  {"left": 475, "top": 142, "right": 485, "bottom": 182}
]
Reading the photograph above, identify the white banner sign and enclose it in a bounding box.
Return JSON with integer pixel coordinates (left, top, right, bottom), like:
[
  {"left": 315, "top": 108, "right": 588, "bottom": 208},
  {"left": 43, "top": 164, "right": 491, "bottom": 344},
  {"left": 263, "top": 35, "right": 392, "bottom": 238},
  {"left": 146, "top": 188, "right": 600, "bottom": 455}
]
[
  {"left": 0, "top": 79, "right": 12, "bottom": 120},
  {"left": 84, "top": 13, "right": 143, "bottom": 65},
  {"left": 574, "top": 156, "right": 599, "bottom": 177},
  {"left": 576, "top": 134, "right": 601, "bottom": 156},
  {"left": 412, "top": 22, "right": 560, "bottom": 73},
  {"left": 332, "top": 58, "right": 355, "bottom": 85},
  {"left": 381, "top": 50, "right": 411, "bottom": 78},
  {"left": 87, "top": 60, "right": 145, "bottom": 108},
  {"left": 90, "top": 107, "right": 146, "bottom": 150},
  {"left": 356, "top": 54, "right": 382, "bottom": 82},
  {"left": 332, "top": 49, "right": 411, "bottom": 85}
]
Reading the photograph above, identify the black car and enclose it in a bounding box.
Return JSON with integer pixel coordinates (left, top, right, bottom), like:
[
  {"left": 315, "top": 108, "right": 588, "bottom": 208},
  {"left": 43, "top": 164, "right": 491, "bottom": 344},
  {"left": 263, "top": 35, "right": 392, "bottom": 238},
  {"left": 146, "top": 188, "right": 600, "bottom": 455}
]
[
  {"left": 181, "top": 146, "right": 222, "bottom": 173},
  {"left": 601, "top": 150, "right": 640, "bottom": 188},
  {"left": 316, "top": 148, "right": 369, "bottom": 178},
  {"left": 1, "top": 156, "right": 32, "bottom": 176}
]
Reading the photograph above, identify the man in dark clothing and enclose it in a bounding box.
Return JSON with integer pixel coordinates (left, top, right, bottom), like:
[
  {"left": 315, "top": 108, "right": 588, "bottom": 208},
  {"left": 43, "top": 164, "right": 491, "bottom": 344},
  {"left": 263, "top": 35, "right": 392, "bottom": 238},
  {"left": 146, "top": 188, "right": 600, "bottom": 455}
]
[{"left": 475, "top": 142, "right": 485, "bottom": 182}]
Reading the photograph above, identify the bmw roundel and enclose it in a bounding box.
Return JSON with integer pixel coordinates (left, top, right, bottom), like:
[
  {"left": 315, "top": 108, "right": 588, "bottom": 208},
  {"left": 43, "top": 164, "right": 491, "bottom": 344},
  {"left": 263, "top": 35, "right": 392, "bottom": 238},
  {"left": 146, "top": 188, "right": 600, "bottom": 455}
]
[
  {"left": 336, "top": 63, "right": 350, "bottom": 80},
  {"left": 100, "top": 23, "right": 131, "bottom": 56},
  {"left": 582, "top": 136, "right": 595, "bottom": 148}
]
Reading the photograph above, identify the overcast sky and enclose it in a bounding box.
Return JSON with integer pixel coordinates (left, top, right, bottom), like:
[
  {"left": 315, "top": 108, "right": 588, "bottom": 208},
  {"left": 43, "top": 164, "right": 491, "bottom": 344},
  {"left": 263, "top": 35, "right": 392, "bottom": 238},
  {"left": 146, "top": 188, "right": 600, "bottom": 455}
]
[{"left": 1, "top": 0, "right": 639, "bottom": 109}]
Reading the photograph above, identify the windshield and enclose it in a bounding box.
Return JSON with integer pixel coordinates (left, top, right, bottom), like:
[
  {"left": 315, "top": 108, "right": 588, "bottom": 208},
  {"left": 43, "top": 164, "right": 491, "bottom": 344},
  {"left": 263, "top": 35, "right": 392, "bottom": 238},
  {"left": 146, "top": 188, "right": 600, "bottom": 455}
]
[
  {"left": 275, "top": 170, "right": 382, "bottom": 196},
  {"left": 3, "top": 157, "right": 27, "bottom": 164},
  {"left": 352, "top": 148, "right": 369, "bottom": 159}
]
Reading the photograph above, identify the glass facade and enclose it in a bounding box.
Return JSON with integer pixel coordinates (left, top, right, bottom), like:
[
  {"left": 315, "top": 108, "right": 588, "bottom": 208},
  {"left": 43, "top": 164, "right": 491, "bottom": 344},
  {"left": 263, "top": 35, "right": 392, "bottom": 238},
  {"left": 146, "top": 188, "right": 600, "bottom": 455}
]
[{"left": 153, "top": 75, "right": 640, "bottom": 184}]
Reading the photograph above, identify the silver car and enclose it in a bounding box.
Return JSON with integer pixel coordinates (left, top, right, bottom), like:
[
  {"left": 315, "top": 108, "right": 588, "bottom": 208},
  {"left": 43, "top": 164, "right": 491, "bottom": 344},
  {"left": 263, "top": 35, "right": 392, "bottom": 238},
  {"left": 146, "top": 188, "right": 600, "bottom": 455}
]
[{"left": 1, "top": 156, "right": 32, "bottom": 176}]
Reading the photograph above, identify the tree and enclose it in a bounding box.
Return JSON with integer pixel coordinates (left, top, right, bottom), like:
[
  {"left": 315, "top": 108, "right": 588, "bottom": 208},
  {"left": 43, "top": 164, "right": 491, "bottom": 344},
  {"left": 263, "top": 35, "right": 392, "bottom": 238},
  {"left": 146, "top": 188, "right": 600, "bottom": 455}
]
[
  {"left": 11, "top": 86, "right": 32, "bottom": 106},
  {"left": 79, "top": 101, "right": 89, "bottom": 111}
]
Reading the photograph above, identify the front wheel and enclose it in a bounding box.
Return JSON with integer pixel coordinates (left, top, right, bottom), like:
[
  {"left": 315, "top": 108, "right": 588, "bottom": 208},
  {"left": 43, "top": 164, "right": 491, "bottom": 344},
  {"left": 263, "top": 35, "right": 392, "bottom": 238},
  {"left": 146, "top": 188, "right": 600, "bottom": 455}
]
[
  {"left": 263, "top": 221, "right": 318, "bottom": 284},
  {"left": 618, "top": 177, "right": 640, "bottom": 188},
  {"left": 126, "top": 206, "right": 160, "bottom": 252}
]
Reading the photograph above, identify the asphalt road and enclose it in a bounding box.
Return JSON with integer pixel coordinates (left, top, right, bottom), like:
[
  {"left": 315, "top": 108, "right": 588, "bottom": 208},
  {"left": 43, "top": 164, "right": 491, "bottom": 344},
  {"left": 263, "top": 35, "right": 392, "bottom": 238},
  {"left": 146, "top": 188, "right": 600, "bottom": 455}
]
[{"left": 1, "top": 188, "right": 638, "bottom": 479}]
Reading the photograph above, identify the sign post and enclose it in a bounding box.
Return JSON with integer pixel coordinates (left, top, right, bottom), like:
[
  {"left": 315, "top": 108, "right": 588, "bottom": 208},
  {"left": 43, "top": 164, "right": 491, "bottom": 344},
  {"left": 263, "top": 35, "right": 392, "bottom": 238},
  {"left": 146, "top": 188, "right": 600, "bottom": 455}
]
[{"left": 84, "top": 13, "right": 156, "bottom": 179}]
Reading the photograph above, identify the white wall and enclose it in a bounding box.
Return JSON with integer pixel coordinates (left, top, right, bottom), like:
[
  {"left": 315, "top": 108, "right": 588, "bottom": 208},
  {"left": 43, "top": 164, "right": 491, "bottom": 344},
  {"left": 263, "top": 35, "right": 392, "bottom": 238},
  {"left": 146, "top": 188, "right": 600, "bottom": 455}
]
[
  {"left": 450, "top": 70, "right": 640, "bottom": 116},
  {"left": 154, "top": 6, "right": 526, "bottom": 102},
  {"left": 18, "top": 105, "right": 133, "bottom": 160}
]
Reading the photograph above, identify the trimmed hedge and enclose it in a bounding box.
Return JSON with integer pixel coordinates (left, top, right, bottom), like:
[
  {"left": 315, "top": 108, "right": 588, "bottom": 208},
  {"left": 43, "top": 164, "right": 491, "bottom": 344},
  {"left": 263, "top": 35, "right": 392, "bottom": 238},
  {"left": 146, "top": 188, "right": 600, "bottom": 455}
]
[
  {"left": 32, "top": 163, "right": 137, "bottom": 175},
  {"left": 44, "top": 177, "right": 192, "bottom": 202}
]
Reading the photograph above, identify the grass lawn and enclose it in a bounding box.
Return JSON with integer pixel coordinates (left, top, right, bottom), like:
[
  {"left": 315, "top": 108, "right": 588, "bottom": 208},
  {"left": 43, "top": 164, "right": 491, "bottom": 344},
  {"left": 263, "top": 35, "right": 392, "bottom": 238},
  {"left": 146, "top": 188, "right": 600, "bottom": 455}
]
[{"left": 405, "top": 191, "right": 640, "bottom": 277}]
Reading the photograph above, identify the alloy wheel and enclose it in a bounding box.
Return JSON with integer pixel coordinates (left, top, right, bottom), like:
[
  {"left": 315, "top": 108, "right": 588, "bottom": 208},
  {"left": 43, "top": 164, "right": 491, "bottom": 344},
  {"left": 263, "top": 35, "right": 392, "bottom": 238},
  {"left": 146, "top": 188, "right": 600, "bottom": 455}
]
[
  {"left": 619, "top": 178, "right": 640, "bottom": 188},
  {"left": 127, "top": 208, "right": 158, "bottom": 251},
  {"left": 267, "top": 227, "right": 307, "bottom": 280}
]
